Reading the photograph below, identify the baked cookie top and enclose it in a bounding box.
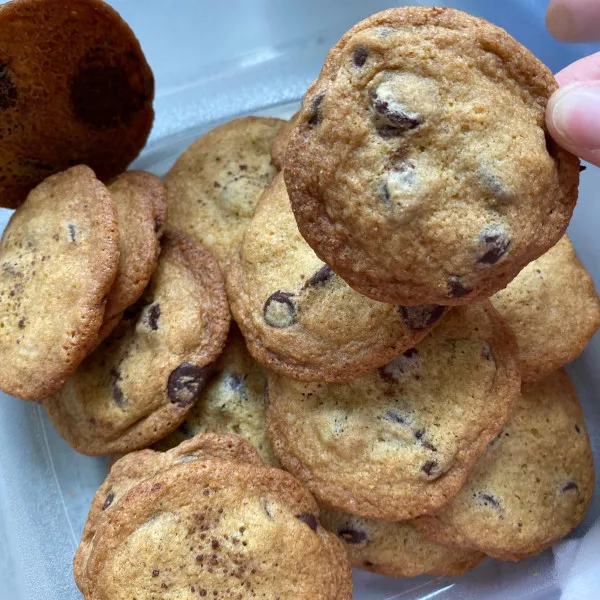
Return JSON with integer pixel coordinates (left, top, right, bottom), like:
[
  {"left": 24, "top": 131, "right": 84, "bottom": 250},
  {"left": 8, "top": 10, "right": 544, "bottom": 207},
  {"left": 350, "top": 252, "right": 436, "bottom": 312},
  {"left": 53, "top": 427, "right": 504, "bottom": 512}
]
[
  {"left": 271, "top": 111, "right": 299, "bottom": 170},
  {"left": 414, "top": 369, "right": 594, "bottom": 561},
  {"left": 284, "top": 7, "right": 579, "bottom": 306},
  {"left": 44, "top": 232, "right": 229, "bottom": 454},
  {"left": 0, "top": 0, "right": 154, "bottom": 207},
  {"left": 267, "top": 301, "right": 520, "bottom": 521},
  {"left": 227, "top": 173, "right": 449, "bottom": 381},
  {"left": 165, "top": 116, "right": 283, "bottom": 270},
  {"left": 492, "top": 236, "right": 600, "bottom": 381},
  {"left": 0, "top": 165, "right": 118, "bottom": 400}
]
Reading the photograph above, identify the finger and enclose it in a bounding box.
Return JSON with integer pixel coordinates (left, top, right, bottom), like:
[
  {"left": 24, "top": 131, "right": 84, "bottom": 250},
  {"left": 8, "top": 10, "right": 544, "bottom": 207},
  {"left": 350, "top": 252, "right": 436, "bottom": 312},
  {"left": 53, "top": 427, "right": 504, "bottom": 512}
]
[
  {"left": 547, "top": 81, "right": 600, "bottom": 166},
  {"left": 555, "top": 51, "right": 600, "bottom": 86},
  {"left": 546, "top": 0, "right": 600, "bottom": 42}
]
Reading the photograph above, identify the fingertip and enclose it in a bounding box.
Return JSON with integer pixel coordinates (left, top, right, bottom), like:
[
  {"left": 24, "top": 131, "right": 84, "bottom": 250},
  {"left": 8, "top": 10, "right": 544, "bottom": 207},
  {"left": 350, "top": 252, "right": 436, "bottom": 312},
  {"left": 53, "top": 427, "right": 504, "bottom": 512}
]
[{"left": 546, "top": 0, "right": 576, "bottom": 42}]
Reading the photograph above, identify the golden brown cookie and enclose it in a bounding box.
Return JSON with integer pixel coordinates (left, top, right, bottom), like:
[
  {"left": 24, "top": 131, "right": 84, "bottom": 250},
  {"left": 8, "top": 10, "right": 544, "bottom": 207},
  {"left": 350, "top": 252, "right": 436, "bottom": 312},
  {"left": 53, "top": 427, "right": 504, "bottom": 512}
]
[
  {"left": 284, "top": 7, "right": 579, "bottom": 306},
  {"left": 271, "top": 111, "right": 299, "bottom": 170},
  {"left": 164, "top": 116, "right": 283, "bottom": 270},
  {"left": 0, "top": 166, "right": 118, "bottom": 400},
  {"left": 414, "top": 370, "right": 594, "bottom": 561},
  {"left": 267, "top": 301, "right": 520, "bottom": 521},
  {"left": 44, "top": 232, "right": 230, "bottom": 454},
  {"left": 492, "top": 236, "right": 600, "bottom": 381},
  {"left": 77, "top": 442, "right": 352, "bottom": 599},
  {"left": 227, "top": 173, "right": 449, "bottom": 381},
  {"left": 0, "top": 0, "right": 154, "bottom": 208},
  {"left": 104, "top": 171, "right": 167, "bottom": 319}
]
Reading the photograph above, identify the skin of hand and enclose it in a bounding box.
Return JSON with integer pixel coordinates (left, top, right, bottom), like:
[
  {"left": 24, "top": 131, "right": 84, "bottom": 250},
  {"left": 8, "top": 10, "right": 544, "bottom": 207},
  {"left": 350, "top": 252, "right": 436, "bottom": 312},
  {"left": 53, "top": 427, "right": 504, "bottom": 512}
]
[{"left": 546, "top": 0, "right": 600, "bottom": 166}]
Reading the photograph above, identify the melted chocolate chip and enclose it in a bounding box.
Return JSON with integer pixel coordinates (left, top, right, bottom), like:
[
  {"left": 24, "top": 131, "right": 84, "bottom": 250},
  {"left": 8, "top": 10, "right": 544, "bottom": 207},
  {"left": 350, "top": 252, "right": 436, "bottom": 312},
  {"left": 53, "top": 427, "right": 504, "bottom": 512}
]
[
  {"left": 379, "top": 181, "right": 391, "bottom": 204},
  {"left": 371, "top": 90, "right": 423, "bottom": 131},
  {"left": 68, "top": 224, "right": 77, "bottom": 242},
  {"left": 305, "top": 265, "right": 333, "bottom": 287},
  {"left": 476, "top": 227, "right": 510, "bottom": 265},
  {"left": 111, "top": 369, "right": 125, "bottom": 407},
  {"left": 339, "top": 528, "right": 368, "bottom": 544},
  {"left": 296, "top": 512, "right": 318, "bottom": 532},
  {"left": 167, "top": 363, "right": 210, "bottom": 407},
  {"left": 421, "top": 460, "right": 439, "bottom": 477},
  {"left": 353, "top": 47, "right": 368, "bottom": 68},
  {"left": 399, "top": 305, "right": 445, "bottom": 330},
  {"left": 386, "top": 410, "right": 408, "bottom": 425},
  {"left": 308, "top": 92, "right": 326, "bottom": 126},
  {"left": 474, "top": 492, "right": 501, "bottom": 509},
  {"left": 147, "top": 303, "right": 160, "bottom": 330},
  {"left": 263, "top": 291, "right": 296, "bottom": 328},
  {"left": 0, "top": 61, "right": 18, "bottom": 111},
  {"left": 103, "top": 491, "right": 115, "bottom": 510},
  {"left": 379, "top": 348, "right": 420, "bottom": 382},
  {"left": 562, "top": 481, "right": 579, "bottom": 493},
  {"left": 447, "top": 277, "right": 472, "bottom": 298}
]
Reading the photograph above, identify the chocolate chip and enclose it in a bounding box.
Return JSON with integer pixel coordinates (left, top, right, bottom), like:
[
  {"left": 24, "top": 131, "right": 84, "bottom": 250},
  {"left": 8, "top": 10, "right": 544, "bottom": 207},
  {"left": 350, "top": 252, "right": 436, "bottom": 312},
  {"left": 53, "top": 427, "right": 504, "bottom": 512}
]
[
  {"left": 0, "top": 61, "right": 18, "bottom": 111},
  {"left": 379, "top": 349, "right": 420, "bottom": 382},
  {"left": 421, "top": 460, "right": 439, "bottom": 477},
  {"left": 304, "top": 265, "right": 333, "bottom": 288},
  {"left": 447, "top": 277, "right": 472, "bottom": 298},
  {"left": 68, "top": 224, "right": 77, "bottom": 243},
  {"left": 296, "top": 512, "right": 318, "bottom": 532},
  {"left": 111, "top": 369, "right": 125, "bottom": 407},
  {"left": 152, "top": 569, "right": 159, "bottom": 577},
  {"left": 307, "top": 92, "right": 325, "bottom": 126},
  {"left": 338, "top": 528, "right": 368, "bottom": 544},
  {"left": 263, "top": 291, "right": 296, "bottom": 328},
  {"left": 227, "top": 372, "right": 246, "bottom": 395},
  {"left": 353, "top": 47, "right": 368, "bottom": 67},
  {"left": 103, "top": 491, "right": 115, "bottom": 510},
  {"left": 261, "top": 498, "right": 274, "bottom": 519},
  {"left": 147, "top": 303, "right": 160, "bottom": 330},
  {"left": 167, "top": 363, "right": 210, "bottom": 408},
  {"left": 562, "top": 481, "right": 579, "bottom": 493},
  {"left": 580, "top": 164, "right": 587, "bottom": 173},
  {"left": 575, "top": 424, "right": 581, "bottom": 434},
  {"left": 17, "top": 317, "right": 25, "bottom": 329},
  {"left": 476, "top": 227, "right": 510, "bottom": 265},
  {"left": 379, "top": 181, "right": 391, "bottom": 203},
  {"left": 371, "top": 86, "right": 423, "bottom": 131},
  {"left": 386, "top": 410, "right": 408, "bottom": 425},
  {"left": 399, "top": 305, "right": 445, "bottom": 330},
  {"left": 474, "top": 492, "right": 501, "bottom": 509},
  {"left": 421, "top": 440, "right": 437, "bottom": 452}
]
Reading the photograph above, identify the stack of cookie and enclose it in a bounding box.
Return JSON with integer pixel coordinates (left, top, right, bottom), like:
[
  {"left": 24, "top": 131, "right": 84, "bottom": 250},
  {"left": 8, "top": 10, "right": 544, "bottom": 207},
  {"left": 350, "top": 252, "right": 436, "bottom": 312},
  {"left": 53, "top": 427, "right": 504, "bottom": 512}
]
[{"left": 0, "top": 2, "right": 598, "bottom": 598}]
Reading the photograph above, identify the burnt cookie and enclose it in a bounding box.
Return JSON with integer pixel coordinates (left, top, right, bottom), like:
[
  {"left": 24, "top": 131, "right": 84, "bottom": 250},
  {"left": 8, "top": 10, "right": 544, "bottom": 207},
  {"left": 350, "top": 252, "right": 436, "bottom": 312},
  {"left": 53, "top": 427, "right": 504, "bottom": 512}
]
[
  {"left": 0, "top": 166, "right": 118, "bottom": 400},
  {"left": 44, "top": 231, "right": 230, "bottom": 454},
  {"left": 284, "top": 7, "right": 579, "bottom": 306},
  {"left": 227, "top": 173, "right": 449, "bottom": 382},
  {"left": 492, "top": 236, "right": 600, "bottom": 381},
  {"left": 103, "top": 171, "right": 167, "bottom": 320},
  {"left": 414, "top": 370, "right": 594, "bottom": 561},
  {"left": 75, "top": 436, "right": 352, "bottom": 600},
  {"left": 266, "top": 302, "right": 520, "bottom": 521},
  {"left": 0, "top": 0, "right": 154, "bottom": 208},
  {"left": 164, "top": 116, "right": 283, "bottom": 271}
]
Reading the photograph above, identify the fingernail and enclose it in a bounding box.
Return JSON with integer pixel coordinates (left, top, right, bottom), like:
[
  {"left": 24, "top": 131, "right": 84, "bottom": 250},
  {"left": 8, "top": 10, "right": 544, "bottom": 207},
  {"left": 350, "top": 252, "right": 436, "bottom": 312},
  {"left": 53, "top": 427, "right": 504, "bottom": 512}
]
[{"left": 552, "top": 83, "right": 600, "bottom": 150}]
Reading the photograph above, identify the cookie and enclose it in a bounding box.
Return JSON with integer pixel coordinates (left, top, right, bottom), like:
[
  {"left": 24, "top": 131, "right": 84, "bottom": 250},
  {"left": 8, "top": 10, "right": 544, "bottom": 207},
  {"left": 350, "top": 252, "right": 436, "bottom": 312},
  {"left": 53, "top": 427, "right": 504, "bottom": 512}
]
[
  {"left": 266, "top": 301, "right": 520, "bottom": 521},
  {"left": 74, "top": 432, "right": 263, "bottom": 595},
  {"left": 77, "top": 443, "right": 352, "bottom": 599},
  {"left": 155, "top": 327, "right": 278, "bottom": 466},
  {"left": 44, "top": 231, "right": 230, "bottom": 454},
  {"left": 0, "top": 0, "right": 154, "bottom": 208},
  {"left": 319, "top": 507, "right": 485, "bottom": 577},
  {"left": 284, "top": 7, "right": 580, "bottom": 306},
  {"left": 414, "top": 370, "right": 594, "bottom": 561},
  {"left": 0, "top": 166, "right": 118, "bottom": 400},
  {"left": 104, "top": 171, "right": 167, "bottom": 320},
  {"left": 491, "top": 236, "right": 600, "bottom": 381},
  {"left": 164, "top": 116, "right": 283, "bottom": 270},
  {"left": 227, "top": 173, "right": 449, "bottom": 382},
  {"left": 271, "top": 111, "right": 299, "bottom": 170}
]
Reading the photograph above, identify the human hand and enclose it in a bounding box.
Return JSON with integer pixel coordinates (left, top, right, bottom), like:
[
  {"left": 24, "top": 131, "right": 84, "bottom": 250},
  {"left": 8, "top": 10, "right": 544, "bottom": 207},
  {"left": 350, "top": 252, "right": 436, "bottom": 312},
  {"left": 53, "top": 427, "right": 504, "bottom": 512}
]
[{"left": 546, "top": 0, "right": 600, "bottom": 166}]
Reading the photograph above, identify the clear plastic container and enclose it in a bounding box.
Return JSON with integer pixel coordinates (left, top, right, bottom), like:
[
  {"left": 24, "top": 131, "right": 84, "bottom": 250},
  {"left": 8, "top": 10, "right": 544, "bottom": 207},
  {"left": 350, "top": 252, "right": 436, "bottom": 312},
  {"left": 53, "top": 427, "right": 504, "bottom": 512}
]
[{"left": 0, "top": 1, "right": 598, "bottom": 598}]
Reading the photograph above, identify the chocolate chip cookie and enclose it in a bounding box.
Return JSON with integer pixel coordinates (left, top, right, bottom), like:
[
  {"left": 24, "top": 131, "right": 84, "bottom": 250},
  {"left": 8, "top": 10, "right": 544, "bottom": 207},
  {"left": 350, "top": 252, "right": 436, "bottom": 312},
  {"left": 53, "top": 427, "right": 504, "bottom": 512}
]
[
  {"left": 414, "top": 370, "right": 594, "bottom": 561},
  {"left": 156, "top": 327, "right": 278, "bottom": 466},
  {"left": 0, "top": 0, "right": 154, "bottom": 208},
  {"left": 77, "top": 439, "right": 352, "bottom": 599},
  {"left": 492, "top": 236, "right": 600, "bottom": 381},
  {"left": 319, "top": 507, "right": 485, "bottom": 577},
  {"left": 271, "top": 111, "right": 299, "bottom": 170},
  {"left": 227, "top": 173, "right": 449, "bottom": 381},
  {"left": 267, "top": 301, "right": 520, "bottom": 521},
  {"left": 164, "top": 116, "right": 283, "bottom": 270},
  {"left": 284, "top": 7, "right": 580, "bottom": 306},
  {"left": 44, "top": 231, "right": 230, "bottom": 454},
  {"left": 104, "top": 171, "right": 167, "bottom": 320},
  {"left": 0, "top": 166, "right": 118, "bottom": 400}
]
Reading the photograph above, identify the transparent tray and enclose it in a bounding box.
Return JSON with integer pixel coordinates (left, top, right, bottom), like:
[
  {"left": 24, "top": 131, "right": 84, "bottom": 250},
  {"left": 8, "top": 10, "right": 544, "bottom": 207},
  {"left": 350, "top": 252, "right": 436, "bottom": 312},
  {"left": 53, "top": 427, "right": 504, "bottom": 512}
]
[{"left": 0, "top": 1, "right": 598, "bottom": 599}]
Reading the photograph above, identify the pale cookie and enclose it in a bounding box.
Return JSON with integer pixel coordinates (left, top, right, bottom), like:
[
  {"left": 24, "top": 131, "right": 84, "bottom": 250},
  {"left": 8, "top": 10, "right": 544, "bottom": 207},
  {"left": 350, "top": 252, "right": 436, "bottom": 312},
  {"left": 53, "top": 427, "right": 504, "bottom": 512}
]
[
  {"left": 0, "top": 166, "right": 118, "bottom": 400},
  {"left": 227, "top": 173, "right": 449, "bottom": 382},
  {"left": 266, "top": 301, "right": 520, "bottom": 521},
  {"left": 414, "top": 370, "right": 594, "bottom": 561},
  {"left": 164, "top": 116, "right": 283, "bottom": 270},
  {"left": 492, "top": 236, "right": 600, "bottom": 381},
  {"left": 284, "top": 7, "right": 579, "bottom": 306},
  {"left": 44, "top": 231, "right": 229, "bottom": 454}
]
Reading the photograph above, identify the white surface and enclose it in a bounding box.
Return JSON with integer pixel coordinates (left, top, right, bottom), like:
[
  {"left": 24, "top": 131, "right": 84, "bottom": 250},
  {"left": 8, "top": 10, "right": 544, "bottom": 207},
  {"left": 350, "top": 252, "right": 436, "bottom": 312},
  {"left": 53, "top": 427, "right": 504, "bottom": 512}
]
[{"left": 0, "top": 1, "right": 599, "bottom": 599}]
